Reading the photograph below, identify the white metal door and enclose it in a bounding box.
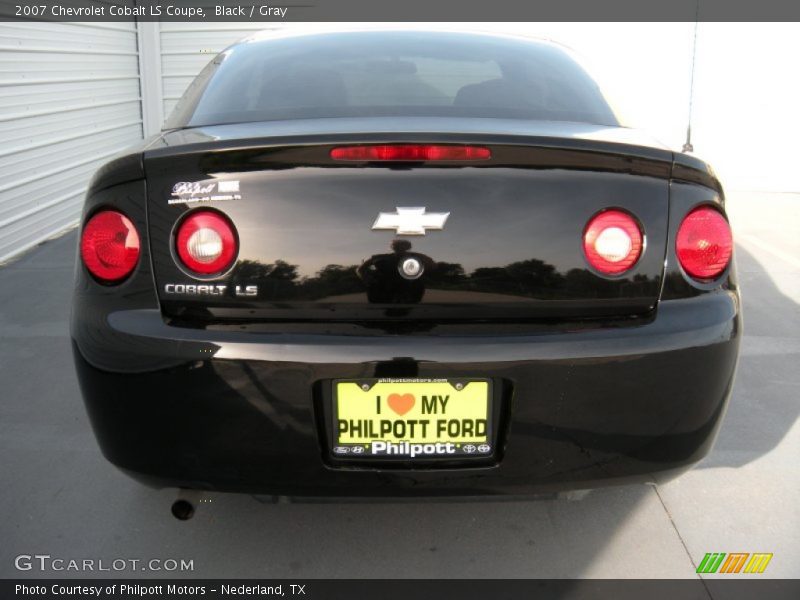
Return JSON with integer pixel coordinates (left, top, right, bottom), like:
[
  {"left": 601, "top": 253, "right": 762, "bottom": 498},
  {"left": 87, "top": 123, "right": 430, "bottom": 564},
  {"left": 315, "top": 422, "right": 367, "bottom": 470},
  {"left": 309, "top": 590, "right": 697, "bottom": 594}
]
[{"left": 0, "top": 21, "right": 144, "bottom": 263}]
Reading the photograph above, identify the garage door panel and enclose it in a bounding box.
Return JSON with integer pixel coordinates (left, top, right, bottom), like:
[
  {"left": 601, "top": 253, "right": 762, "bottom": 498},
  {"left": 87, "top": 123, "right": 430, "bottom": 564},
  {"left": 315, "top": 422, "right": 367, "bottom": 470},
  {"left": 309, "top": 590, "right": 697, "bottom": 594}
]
[
  {"left": 0, "top": 79, "right": 141, "bottom": 113},
  {"left": 0, "top": 22, "right": 143, "bottom": 264},
  {"left": 0, "top": 125, "right": 143, "bottom": 184}
]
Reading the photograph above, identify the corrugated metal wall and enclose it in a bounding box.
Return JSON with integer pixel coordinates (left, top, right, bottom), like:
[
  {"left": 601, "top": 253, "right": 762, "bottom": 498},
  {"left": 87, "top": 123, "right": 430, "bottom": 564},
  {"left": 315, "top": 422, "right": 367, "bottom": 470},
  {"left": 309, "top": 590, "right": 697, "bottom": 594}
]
[
  {"left": 0, "top": 21, "right": 144, "bottom": 263},
  {"left": 159, "top": 23, "right": 275, "bottom": 119}
]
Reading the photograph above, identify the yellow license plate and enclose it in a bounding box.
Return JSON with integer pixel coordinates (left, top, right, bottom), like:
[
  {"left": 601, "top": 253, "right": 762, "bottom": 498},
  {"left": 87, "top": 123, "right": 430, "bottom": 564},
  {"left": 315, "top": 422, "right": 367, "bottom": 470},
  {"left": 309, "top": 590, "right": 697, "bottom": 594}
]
[{"left": 332, "top": 378, "right": 493, "bottom": 459}]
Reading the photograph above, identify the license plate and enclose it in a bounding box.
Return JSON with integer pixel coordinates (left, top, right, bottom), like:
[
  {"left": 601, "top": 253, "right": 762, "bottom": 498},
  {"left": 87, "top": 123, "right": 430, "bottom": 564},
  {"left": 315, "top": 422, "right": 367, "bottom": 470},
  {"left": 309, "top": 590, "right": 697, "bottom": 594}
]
[{"left": 331, "top": 378, "right": 493, "bottom": 459}]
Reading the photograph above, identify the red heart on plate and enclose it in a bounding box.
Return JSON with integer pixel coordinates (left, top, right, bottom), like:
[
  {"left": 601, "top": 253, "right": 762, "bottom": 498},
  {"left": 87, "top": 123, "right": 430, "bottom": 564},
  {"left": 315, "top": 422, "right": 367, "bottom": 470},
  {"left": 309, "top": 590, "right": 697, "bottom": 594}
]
[{"left": 387, "top": 393, "right": 415, "bottom": 416}]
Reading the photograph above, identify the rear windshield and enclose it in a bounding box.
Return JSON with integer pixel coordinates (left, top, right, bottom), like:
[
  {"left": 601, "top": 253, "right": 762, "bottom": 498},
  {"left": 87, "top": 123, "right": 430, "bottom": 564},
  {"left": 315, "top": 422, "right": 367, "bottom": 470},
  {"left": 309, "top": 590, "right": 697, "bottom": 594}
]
[{"left": 164, "top": 31, "right": 620, "bottom": 129}]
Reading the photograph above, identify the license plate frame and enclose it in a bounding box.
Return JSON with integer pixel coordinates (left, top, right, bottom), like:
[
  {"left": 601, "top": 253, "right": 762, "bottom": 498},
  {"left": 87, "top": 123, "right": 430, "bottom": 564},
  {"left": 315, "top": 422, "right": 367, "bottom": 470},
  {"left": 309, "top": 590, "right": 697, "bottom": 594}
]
[{"left": 330, "top": 377, "right": 494, "bottom": 461}]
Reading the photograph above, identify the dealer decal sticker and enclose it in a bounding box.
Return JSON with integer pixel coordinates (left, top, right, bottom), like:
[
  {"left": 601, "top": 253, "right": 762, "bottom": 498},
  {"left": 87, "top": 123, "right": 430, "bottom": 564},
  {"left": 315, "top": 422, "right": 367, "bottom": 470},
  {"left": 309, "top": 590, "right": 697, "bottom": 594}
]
[{"left": 168, "top": 180, "right": 241, "bottom": 205}]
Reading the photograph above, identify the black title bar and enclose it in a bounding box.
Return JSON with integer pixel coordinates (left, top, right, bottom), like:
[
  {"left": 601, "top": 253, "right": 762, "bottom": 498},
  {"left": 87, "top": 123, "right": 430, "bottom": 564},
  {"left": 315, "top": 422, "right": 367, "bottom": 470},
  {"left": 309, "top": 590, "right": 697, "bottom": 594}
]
[
  {"left": 5, "top": 579, "right": 800, "bottom": 600},
  {"left": 2, "top": 0, "right": 800, "bottom": 22}
]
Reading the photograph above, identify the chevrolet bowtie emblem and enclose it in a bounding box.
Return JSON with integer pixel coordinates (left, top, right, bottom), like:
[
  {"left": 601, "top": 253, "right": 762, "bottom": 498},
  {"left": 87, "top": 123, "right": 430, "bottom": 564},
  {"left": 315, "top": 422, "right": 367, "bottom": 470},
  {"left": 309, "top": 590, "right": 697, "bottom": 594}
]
[{"left": 372, "top": 207, "right": 450, "bottom": 236}]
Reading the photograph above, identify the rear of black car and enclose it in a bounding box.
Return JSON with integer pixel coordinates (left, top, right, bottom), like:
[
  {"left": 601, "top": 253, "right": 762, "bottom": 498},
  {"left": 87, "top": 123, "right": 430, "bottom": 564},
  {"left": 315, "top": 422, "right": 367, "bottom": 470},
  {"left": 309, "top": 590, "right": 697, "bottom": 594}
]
[{"left": 71, "top": 31, "right": 741, "bottom": 496}]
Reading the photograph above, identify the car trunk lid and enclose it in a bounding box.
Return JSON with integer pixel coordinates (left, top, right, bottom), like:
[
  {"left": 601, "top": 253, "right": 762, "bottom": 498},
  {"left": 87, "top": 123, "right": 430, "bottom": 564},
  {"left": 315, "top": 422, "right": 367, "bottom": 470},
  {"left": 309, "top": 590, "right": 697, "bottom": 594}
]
[{"left": 144, "top": 123, "right": 671, "bottom": 322}]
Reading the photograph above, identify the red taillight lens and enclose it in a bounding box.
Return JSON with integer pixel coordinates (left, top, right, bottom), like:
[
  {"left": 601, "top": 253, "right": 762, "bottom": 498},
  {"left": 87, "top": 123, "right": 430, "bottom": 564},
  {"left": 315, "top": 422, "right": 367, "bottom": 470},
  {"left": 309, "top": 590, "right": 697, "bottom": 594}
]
[
  {"left": 80, "top": 210, "right": 140, "bottom": 283},
  {"left": 330, "top": 145, "right": 491, "bottom": 161},
  {"left": 583, "top": 210, "right": 644, "bottom": 275},
  {"left": 175, "top": 210, "right": 238, "bottom": 275},
  {"left": 676, "top": 206, "right": 733, "bottom": 281}
]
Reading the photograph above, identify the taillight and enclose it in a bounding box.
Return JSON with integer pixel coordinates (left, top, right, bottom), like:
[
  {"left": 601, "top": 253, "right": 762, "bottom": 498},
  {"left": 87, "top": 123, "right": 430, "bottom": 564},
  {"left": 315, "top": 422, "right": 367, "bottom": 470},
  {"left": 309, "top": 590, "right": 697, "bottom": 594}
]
[
  {"left": 175, "top": 210, "right": 238, "bottom": 276},
  {"left": 583, "top": 210, "right": 643, "bottom": 275},
  {"left": 80, "top": 210, "right": 140, "bottom": 283},
  {"left": 330, "top": 145, "right": 491, "bottom": 161},
  {"left": 676, "top": 206, "right": 733, "bottom": 281}
]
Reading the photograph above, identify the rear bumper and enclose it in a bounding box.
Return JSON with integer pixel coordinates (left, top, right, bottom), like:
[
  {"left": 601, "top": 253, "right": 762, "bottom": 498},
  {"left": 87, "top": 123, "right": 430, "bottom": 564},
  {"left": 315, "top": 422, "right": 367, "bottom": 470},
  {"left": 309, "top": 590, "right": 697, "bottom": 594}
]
[{"left": 71, "top": 291, "right": 741, "bottom": 496}]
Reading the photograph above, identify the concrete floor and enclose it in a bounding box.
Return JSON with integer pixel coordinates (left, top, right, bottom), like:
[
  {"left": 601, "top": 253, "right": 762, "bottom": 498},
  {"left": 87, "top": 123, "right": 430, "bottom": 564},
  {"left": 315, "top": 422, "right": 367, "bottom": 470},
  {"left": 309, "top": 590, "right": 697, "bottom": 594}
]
[{"left": 1, "top": 192, "right": 797, "bottom": 579}]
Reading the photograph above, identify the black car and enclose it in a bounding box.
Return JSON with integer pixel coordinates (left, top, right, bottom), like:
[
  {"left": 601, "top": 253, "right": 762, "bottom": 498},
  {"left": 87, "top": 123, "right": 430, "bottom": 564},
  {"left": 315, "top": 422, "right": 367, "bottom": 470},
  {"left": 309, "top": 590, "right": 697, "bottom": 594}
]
[{"left": 71, "top": 30, "right": 740, "bottom": 497}]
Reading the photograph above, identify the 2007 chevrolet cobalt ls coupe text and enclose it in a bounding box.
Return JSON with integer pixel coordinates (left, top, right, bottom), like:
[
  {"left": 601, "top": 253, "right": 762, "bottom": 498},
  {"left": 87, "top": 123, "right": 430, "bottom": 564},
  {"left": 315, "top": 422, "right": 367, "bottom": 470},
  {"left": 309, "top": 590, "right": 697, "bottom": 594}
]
[{"left": 71, "top": 30, "right": 741, "bottom": 496}]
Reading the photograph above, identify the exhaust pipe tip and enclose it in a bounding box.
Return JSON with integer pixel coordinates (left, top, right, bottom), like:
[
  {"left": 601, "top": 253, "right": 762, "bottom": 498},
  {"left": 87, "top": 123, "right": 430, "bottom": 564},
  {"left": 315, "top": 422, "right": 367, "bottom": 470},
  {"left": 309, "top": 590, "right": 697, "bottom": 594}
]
[{"left": 171, "top": 499, "right": 195, "bottom": 521}]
